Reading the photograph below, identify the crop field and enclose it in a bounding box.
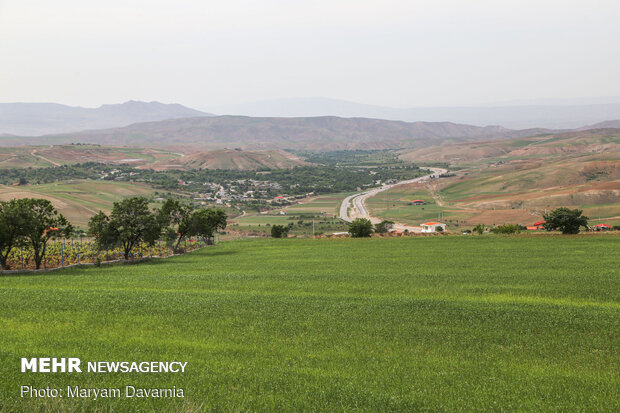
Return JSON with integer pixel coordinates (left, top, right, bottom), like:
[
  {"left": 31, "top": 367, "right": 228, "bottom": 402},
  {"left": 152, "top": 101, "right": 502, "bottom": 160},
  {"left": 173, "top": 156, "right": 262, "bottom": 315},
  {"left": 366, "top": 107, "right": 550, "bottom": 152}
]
[
  {"left": 0, "top": 235, "right": 618, "bottom": 412},
  {"left": 286, "top": 192, "right": 354, "bottom": 215},
  {"left": 231, "top": 213, "right": 347, "bottom": 236},
  {"left": 0, "top": 146, "right": 180, "bottom": 169},
  {"left": 365, "top": 184, "right": 475, "bottom": 228},
  {"left": 229, "top": 193, "right": 352, "bottom": 236},
  {"left": 0, "top": 181, "right": 156, "bottom": 228}
]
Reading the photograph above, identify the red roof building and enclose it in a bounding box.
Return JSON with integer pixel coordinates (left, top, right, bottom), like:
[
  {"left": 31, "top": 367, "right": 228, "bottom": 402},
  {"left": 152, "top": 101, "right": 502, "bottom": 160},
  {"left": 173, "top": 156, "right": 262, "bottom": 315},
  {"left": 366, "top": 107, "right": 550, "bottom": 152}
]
[
  {"left": 595, "top": 224, "right": 612, "bottom": 230},
  {"left": 527, "top": 220, "right": 546, "bottom": 230}
]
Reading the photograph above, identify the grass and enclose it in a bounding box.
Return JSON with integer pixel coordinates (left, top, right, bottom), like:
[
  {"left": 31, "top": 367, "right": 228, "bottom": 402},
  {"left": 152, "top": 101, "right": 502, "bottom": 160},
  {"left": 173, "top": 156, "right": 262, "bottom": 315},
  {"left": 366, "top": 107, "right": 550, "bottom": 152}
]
[
  {"left": 232, "top": 213, "right": 347, "bottom": 236},
  {"left": 365, "top": 185, "right": 474, "bottom": 226},
  {"left": 231, "top": 193, "right": 353, "bottom": 236},
  {"left": 0, "top": 235, "right": 618, "bottom": 411},
  {"left": 0, "top": 180, "right": 156, "bottom": 228},
  {"left": 0, "top": 146, "right": 181, "bottom": 169}
]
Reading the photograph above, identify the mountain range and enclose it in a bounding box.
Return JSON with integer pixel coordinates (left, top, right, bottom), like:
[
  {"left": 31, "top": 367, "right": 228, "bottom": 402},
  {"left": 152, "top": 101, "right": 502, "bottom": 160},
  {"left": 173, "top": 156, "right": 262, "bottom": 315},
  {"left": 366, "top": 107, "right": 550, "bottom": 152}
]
[
  {"left": 208, "top": 97, "right": 620, "bottom": 129},
  {"left": 0, "top": 101, "right": 210, "bottom": 136},
  {"left": 3, "top": 100, "right": 620, "bottom": 152},
  {"left": 1, "top": 115, "right": 554, "bottom": 151}
]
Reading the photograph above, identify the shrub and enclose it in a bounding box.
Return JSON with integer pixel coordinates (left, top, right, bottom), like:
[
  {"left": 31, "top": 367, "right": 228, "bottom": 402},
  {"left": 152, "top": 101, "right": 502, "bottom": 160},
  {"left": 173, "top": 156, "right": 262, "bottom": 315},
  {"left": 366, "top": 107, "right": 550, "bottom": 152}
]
[
  {"left": 491, "top": 224, "right": 522, "bottom": 234},
  {"left": 375, "top": 220, "right": 394, "bottom": 234},
  {"left": 348, "top": 218, "right": 373, "bottom": 238},
  {"left": 271, "top": 225, "right": 289, "bottom": 238}
]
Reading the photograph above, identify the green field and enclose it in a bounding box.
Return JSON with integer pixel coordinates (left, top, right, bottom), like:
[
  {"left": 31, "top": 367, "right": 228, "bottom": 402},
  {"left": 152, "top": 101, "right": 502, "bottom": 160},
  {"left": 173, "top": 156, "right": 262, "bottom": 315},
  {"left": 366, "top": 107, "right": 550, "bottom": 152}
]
[
  {"left": 231, "top": 213, "right": 348, "bottom": 236},
  {"left": 365, "top": 185, "right": 474, "bottom": 227},
  {"left": 0, "top": 181, "right": 156, "bottom": 229},
  {"left": 231, "top": 193, "right": 353, "bottom": 236},
  {"left": 1, "top": 235, "right": 618, "bottom": 411}
]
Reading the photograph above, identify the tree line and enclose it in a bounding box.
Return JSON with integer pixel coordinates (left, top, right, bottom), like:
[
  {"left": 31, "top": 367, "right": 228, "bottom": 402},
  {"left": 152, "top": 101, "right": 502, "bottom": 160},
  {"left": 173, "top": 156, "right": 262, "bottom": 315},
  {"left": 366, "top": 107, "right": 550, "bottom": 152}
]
[
  {"left": 1, "top": 163, "right": 426, "bottom": 196},
  {"left": 0, "top": 197, "right": 226, "bottom": 270}
]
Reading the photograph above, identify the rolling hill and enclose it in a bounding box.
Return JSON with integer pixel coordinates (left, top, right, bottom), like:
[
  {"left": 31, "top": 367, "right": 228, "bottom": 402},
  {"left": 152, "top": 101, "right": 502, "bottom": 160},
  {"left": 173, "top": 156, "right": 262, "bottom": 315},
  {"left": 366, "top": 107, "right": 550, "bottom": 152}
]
[
  {"left": 390, "top": 129, "right": 620, "bottom": 227},
  {"left": 399, "top": 128, "right": 620, "bottom": 164},
  {"left": 0, "top": 180, "right": 156, "bottom": 228},
  {"left": 147, "top": 149, "right": 309, "bottom": 170},
  {"left": 0, "top": 145, "right": 309, "bottom": 171},
  {"left": 0, "top": 115, "right": 551, "bottom": 150},
  {"left": 0, "top": 101, "right": 210, "bottom": 136}
]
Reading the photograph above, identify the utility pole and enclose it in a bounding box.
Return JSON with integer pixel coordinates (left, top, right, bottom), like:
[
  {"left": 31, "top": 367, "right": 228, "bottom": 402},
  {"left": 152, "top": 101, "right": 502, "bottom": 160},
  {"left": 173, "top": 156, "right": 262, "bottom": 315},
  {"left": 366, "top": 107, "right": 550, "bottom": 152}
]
[{"left": 312, "top": 219, "right": 315, "bottom": 237}]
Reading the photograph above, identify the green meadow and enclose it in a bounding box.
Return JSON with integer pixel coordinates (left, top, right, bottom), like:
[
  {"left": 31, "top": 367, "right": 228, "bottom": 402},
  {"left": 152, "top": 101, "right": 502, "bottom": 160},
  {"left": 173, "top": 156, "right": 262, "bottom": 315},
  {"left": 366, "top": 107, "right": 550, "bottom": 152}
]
[{"left": 0, "top": 235, "right": 618, "bottom": 412}]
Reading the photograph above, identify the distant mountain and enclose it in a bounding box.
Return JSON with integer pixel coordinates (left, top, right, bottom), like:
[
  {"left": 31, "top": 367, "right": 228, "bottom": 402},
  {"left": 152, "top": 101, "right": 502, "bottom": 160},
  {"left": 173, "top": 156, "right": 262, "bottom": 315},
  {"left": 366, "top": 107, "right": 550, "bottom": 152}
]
[
  {"left": 208, "top": 97, "right": 620, "bottom": 129},
  {"left": 4, "top": 115, "right": 549, "bottom": 151},
  {"left": 0, "top": 101, "right": 210, "bottom": 136},
  {"left": 579, "top": 119, "right": 620, "bottom": 130}
]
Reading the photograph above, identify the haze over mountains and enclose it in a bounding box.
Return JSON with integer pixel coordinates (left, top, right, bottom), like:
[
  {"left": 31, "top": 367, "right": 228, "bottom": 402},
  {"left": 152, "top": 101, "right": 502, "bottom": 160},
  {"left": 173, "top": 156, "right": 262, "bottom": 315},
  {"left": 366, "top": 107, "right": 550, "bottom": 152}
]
[
  {"left": 2, "top": 99, "right": 620, "bottom": 151},
  {"left": 208, "top": 97, "right": 620, "bottom": 129},
  {"left": 2, "top": 115, "right": 549, "bottom": 151},
  {"left": 0, "top": 101, "right": 210, "bottom": 136}
]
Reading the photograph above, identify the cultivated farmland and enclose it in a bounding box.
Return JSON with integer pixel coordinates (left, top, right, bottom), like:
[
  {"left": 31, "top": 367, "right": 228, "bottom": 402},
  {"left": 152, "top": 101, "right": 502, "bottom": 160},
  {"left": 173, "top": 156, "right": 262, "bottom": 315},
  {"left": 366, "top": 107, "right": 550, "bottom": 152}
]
[{"left": 0, "top": 235, "right": 618, "bottom": 412}]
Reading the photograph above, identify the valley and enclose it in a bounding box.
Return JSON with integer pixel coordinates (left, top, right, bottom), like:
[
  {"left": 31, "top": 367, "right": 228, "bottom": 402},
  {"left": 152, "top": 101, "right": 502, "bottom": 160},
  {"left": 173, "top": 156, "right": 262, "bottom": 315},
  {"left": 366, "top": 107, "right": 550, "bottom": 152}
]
[{"left": 1, "top": 116, "right": 619, "bottom": 234}]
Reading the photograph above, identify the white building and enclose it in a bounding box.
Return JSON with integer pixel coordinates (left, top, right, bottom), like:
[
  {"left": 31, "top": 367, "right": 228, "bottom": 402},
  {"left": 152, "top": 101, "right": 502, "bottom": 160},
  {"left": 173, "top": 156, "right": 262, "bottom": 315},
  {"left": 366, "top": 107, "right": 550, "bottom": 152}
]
[{"left": 420, "top": 222, "right": 446, "bottom": 233}]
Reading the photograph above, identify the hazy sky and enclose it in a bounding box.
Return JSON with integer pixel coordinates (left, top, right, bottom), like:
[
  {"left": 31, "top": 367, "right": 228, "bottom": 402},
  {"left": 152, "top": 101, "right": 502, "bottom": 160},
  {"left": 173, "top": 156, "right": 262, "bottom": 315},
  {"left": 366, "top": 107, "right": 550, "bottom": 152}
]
[{"left": 1, "top": 0, "right": 620, "bottom": 109}]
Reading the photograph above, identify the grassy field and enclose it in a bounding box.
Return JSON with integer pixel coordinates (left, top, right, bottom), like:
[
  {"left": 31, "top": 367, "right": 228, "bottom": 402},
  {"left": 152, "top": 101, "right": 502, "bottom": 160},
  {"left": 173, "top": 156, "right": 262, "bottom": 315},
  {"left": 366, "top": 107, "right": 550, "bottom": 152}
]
[
  {"left": 0, "top": 235, "right": 618, "bottom": 411},
  {"left": 0, "top": 181, "right": 156, "bottom": 228},
  {"left": 230, "top": 192, "right": 352, "bottom": 236},
  {"left": 0, "top": 145, "right": 180, "bottom": 169},
  {"left": 365, "top": 184, "right": 474, "bottom": 227}
]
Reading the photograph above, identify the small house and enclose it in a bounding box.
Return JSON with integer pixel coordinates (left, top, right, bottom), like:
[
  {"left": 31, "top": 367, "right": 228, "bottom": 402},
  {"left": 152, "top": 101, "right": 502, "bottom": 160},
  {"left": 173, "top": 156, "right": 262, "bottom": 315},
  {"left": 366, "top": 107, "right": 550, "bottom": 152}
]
[
  {"left": 411, "top": 200, "right": 426, "bottom": 205},
  {"left": 421, "top": 222, "right": 446, "bottom": 233},
  {"left": 595, "top": 224, "right": 612, "bottom": 231}
]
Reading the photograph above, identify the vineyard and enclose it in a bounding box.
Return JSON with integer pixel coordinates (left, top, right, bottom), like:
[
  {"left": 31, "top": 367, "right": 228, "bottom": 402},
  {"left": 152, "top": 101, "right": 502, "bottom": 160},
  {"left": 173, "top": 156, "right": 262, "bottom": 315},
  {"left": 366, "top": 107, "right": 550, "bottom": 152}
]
[{"left": 0, "top": 238, "right": 207, "bottom": 272}]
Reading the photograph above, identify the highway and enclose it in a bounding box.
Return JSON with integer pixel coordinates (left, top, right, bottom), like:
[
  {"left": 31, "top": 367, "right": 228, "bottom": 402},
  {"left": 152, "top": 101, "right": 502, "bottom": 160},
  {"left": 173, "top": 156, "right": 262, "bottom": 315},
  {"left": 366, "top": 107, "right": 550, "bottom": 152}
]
[{"left": 339, "top": 168, "right": 447, "bottom": 231}]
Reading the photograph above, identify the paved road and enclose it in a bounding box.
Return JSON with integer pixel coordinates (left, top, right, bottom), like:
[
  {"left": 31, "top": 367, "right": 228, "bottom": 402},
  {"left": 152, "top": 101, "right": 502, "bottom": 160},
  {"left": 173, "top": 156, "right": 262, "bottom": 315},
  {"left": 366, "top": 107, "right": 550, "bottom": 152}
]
[{"left": 339, "top": 168, "right": 447, "bottom": 231}]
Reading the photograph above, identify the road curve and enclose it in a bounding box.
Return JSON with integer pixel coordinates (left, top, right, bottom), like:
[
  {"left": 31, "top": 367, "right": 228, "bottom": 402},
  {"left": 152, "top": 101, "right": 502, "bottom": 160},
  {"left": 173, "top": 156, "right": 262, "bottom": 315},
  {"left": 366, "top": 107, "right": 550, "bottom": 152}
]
[{"left": 339, "top": 168, "right": 447, "bottom": 228}]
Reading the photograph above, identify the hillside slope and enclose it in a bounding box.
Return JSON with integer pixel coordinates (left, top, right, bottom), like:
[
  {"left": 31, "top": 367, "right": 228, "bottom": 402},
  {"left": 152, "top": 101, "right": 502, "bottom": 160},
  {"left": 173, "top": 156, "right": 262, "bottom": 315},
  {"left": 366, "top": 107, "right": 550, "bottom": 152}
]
[
  {"left": 400, "top": 128, "right": 620, "bottom": 163},
  {"left": 372, "top": 129, "right": 620, "bottom": 227},
  {"left": 147, "top": 149, "right": 310, "bottom": 170},
  {"left": 0, "top": 145, "right": 309, "bottom": 171}
]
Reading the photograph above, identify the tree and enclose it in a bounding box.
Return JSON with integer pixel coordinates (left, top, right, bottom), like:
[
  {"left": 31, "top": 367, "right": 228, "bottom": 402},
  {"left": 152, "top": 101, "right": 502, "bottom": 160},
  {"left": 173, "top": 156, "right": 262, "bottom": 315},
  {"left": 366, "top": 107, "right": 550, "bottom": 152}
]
[
  {"left": 349, "top": 218, "right": 373, "bottom": 238},
  {"left": 271, "top": 224, "right": 289, "bottom": 238},
  {"left": 21, "top": 199, "right": 73, "bottom": 269},
  {"left": 88, "top": 211, "right": 115, "bottom": 249},
  {"left": 89, "top": 197, "right": 160, "bottom": 260},
  {"left": 473, "top": 224, "right": 485, "bottom": 235},
  {"left": 157, "top": 198, "right": 193, "bottom": 250},
  {"left": 0, "top": 199, "right": 30, "bottom": 270},
  {"left": 188, "top": 209, "right": 227, "bottom": 244},
  {"left": 374, "top": 220, "right": 394, "bottom": 234},
  {"left": 543, "top": 207, "right": 588, "bottom": 234}
]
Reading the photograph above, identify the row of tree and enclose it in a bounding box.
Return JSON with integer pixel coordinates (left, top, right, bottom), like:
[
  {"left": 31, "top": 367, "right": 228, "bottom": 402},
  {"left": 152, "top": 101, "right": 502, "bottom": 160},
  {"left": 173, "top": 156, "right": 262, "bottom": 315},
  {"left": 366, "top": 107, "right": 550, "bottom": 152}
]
[
  {"left": 88, "top": 197, "right": 227, "bottom": 260},
  {"left": 0, "top": 197, "right": 227, "bottom": 270},
  {"left": 347, "top": 207, "right": 591, "bottom": 238}
]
